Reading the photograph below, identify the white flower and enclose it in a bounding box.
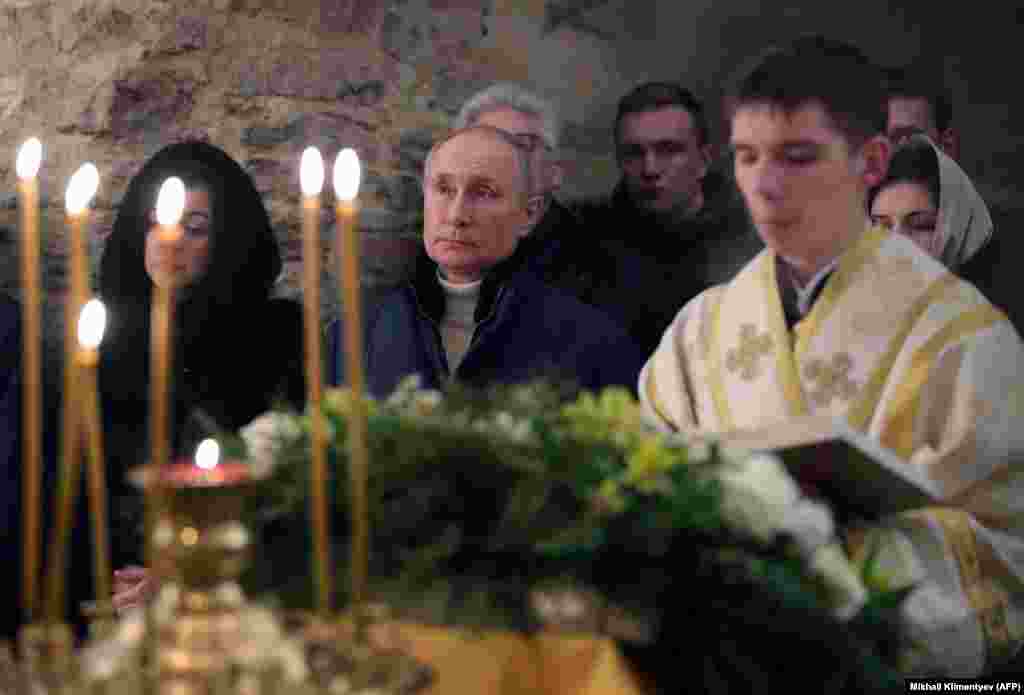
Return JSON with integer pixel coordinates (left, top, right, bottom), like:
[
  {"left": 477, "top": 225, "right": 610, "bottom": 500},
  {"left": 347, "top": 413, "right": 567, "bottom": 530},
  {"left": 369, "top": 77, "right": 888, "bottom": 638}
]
[
  {"left": 781, "top": 498, "right": 835, "bottom": 554},
  {"left": 386, "top": 374, "right": 424, "bottom": 407},
  {"left": 410, "top": 389, "right": 442, "bottom": 416},
  {"left": 241, "top": 412, "right": 302, "bottom": 478},
  {"left": 862, "top": 527, "right": 926, "bottom": 590},
  {"left": 716, "top": 452, "right": 801, "bottom": 542},
  {"left": 492, "top": 411, "right": 532, "bottom": 442},
  {"left": 810, "top": 543, "right": 868, "bottom": 620}
]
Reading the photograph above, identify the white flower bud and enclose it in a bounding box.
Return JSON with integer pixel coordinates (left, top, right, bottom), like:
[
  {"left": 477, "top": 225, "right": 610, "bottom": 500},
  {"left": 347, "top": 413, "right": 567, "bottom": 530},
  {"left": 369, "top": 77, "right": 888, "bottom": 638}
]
[
  {"left": 810, "top": 543, "right": 868, "bottom": 620},
  {"left": 717, "top": 453, "right": 800, "bottom": 542}
]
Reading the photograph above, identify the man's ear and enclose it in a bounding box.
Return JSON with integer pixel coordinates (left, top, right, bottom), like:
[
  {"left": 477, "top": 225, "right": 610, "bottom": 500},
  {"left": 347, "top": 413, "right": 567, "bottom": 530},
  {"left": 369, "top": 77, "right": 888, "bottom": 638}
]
[
  {"left": 857, "top": 135, "right": 891, "bottom": 189},
  {"left": 521, "top": 194, "right": 545, "bottom": 237},
  {"left": 698, "top": 144, "right": 712, "bottom": 179},
  {"left": 939, "top": 128, "right": 959, "bottom": 161},
  {"left": 548, "top": 158, "right": 565, "bottom": 191}
]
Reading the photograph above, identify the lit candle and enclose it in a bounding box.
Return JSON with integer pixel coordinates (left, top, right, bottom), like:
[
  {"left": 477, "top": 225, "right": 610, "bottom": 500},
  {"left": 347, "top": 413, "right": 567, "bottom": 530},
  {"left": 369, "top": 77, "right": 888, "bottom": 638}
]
[
  {"left": 46, "top": 162, "right": 99, "bottom": 620},
  {"left": 147, "top": 177, "right": 185, "bottom": 568},
  {"left": 300, "top": 146, "right": 331, "bottom": 616},
  {"left": 77, "top": 298, "right": 110, "bottom": 606},
  {"left": 332, "top": 148, "right": 368, "bottom": 611},
  {"left": 162, "top": 439, "right": 251, "bottom": 487},
  {"left": 16, "top": 137, "right": 42, "bottom": 621}
]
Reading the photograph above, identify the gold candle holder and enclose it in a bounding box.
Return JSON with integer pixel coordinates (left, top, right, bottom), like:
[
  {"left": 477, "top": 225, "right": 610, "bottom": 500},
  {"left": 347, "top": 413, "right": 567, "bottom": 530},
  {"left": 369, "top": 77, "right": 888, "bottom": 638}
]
[
  {"left": 17, "top": 621, "right": 76, "bottom": 691},
  {"left": 133, "top": 444, "right": 256, "bottom": 695}
]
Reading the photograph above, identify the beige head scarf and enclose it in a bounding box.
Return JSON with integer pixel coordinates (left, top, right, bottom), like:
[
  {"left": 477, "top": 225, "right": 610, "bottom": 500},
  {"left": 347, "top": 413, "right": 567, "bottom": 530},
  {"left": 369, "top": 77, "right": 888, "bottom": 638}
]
[{"left": 913, "top": 134, "right": 995, "bottom": 270}]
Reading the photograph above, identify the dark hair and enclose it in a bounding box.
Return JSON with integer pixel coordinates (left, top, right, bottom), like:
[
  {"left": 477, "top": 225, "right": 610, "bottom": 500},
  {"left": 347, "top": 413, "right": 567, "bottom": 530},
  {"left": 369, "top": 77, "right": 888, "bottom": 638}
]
[
  {"left": 100, "top": 141, "right": 281, "bottom": 323},
  {"left": 99, "top": 141, "right": 283, "bottom": 406},
  {"left": 868, "top": 137, "right": 940, "bottom": 212},
  {"left": 614, "top": 82, "right": 709, "bottom": 147},
  {"left": 883, "top": 63, "right": 953, "bottom": 133},
  {"left": 726, "top": 35, "right": 886, "bottom": 148}
]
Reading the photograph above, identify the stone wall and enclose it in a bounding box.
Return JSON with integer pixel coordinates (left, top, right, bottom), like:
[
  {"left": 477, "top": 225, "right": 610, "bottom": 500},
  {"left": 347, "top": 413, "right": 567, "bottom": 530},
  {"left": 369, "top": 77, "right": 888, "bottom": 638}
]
[{"left": 0, "top": 0, "right": 1018, "bottom": 323}]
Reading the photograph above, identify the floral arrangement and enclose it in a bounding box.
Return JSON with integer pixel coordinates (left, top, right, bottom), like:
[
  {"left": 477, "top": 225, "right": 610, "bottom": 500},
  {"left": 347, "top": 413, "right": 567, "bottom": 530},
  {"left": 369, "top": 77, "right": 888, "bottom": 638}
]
[{"left": 238, "top": 377, "right": 908, "bottom": 691}]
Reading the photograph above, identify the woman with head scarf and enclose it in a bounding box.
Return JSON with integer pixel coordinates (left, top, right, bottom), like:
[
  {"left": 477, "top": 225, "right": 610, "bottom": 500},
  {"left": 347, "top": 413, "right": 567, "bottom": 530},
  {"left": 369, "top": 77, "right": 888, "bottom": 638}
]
[
  {"left": 869, "top": 134, "right": 1019, "bottom": 331},
  {"left": 98, "top": 141, "right": 304, "bottom": 587}
]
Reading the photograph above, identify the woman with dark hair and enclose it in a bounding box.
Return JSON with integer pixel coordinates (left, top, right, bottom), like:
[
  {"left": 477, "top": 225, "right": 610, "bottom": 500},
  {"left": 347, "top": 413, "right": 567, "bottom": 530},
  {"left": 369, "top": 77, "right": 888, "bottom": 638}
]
[
  {"left": 98, "top": 141, "right": 304, "bottom": 603},
  {"left": 869, "top": 134, "right": 1019, "bottom": 331}
]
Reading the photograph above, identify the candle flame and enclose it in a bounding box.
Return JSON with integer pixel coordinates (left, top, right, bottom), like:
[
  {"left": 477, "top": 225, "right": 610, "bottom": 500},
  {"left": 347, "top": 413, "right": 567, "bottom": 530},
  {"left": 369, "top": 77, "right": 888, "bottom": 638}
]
[
  {"left": 194, "top": 438, "right": 220, "bottom": 471},
  {"left": 300, "top": 147, "right": 325, "bottom": 196},
  {"left": 333, "top": 148, "right": 361, "bottom": 202},
  {"left": 16, "top": 138, "right": 42, "bottom": 180},
  {"left": 65, "top": 163, "right": 99, "bottom": 215},
  {"left": 155, "top": 177, "right": 186, "bottom": 227},
  {"left": 76, "top": 299, "right": 107, "bottom": 350}
]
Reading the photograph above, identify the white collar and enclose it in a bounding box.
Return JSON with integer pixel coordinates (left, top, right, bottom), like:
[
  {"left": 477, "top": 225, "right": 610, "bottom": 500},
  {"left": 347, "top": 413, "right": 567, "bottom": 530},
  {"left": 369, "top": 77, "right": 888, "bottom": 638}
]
[
  {"left": 437, "top": 271, "right": 482, "bottom": 296},
  {"left": 782, "top": 258, "right": 839, "bottom": 317}
]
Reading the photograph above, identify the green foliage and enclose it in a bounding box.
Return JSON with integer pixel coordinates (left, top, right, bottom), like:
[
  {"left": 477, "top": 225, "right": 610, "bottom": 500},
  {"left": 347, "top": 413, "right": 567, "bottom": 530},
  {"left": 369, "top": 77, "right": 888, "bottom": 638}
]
[{"left": 237, "top": 378, "right": 907, "bottom": 682}]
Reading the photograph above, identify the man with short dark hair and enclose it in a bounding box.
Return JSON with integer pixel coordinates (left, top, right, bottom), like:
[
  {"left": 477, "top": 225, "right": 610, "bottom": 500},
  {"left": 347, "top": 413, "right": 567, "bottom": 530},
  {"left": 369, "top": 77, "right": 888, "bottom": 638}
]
[
  {"left": 573, "top": 82, "right": 762, "bottom": 354},
  {"left": 613, "top": 82, "right": 713, "bottom": 217},
  {"left": 884, "top": 63, "right": 958, "bottom": 159},
  {"left": 641, "top": 35, "right": 1024, "bottom": 676}
]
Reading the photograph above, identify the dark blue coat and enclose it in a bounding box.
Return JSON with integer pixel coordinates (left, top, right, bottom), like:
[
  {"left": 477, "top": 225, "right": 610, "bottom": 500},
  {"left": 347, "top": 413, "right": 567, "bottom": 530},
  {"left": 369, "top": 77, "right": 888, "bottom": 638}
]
[
  {"left": 0, "top": 294, "right": 21, "bottom": 639},
  {"left": 328, "top": 249, "right": 647, "bottom": 399}
]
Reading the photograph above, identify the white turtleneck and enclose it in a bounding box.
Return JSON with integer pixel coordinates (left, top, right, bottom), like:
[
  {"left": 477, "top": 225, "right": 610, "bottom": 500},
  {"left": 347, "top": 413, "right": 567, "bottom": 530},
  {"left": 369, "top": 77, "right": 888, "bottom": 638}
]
[{"left": 438, "top": 272, "right": 482, "bottom": 373}]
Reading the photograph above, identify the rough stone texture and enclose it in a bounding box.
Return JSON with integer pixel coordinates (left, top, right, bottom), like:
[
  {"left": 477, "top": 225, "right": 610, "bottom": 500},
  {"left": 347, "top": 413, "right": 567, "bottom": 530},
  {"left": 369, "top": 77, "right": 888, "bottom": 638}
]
[
  {"left": 169, "top": 15, "right": 208, "bottom": 53},
  {"left": 110, "top": 77, "right": 198, "bottom": 143},
  {"left": 320, "top": 0, "right": 390, "bottom": 36}
]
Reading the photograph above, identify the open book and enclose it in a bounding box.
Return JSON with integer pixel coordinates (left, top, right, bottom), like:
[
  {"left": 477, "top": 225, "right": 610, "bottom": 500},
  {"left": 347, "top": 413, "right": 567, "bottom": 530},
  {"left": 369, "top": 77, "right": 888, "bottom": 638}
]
[{"left": 719, "top": 415, "right": 937, "bottom": 520}]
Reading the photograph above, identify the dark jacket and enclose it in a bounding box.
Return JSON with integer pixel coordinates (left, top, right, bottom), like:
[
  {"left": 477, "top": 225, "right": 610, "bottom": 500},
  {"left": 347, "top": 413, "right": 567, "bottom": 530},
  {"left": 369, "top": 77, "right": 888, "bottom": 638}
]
[
  {"left": 0, "top": 294, "right": 21, "bottom": 638},
  {"left": 1, "top": 293, "right": 63, "bottom": 640},
  {"left": 327, "top": 246, "right": 647, "bottom": 398},
  {"left": 960, "top": 206, "right": 1024, "bottom": 335},
  {"left": 97, "top": 141, "right": 304, "bottom": 569},
  {"left": 538, "top": 172, "right": 763, "bottom": 355}
]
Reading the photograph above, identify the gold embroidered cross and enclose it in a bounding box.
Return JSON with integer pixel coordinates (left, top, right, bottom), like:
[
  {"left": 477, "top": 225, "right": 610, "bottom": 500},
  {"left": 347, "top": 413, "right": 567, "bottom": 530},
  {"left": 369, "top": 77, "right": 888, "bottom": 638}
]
[
  {"left": 726, "top": 324, "right": 774, "bottom": 381},
  {"left": 804, "top": 352, "right": 859, "bottom": 407}
]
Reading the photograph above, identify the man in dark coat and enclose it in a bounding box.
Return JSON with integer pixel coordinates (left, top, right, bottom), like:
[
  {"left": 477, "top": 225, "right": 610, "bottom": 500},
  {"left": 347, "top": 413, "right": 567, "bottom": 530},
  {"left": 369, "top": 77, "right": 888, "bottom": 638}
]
[
  {"left": 328, "top": 125, "right": 645, "bottom": 398},
  {"left": 566, "top": 82, "right": 763, "bottom": 355}
]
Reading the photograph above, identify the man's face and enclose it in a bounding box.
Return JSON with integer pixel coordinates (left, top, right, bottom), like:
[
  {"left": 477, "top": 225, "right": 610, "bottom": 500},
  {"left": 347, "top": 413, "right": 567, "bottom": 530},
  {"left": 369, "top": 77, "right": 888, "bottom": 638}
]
[
  {"left": 616, "top": 106, "right": 709, "bottom": 214},
  {"left": 731, "top": 102, "right": 882, "bottom": 269},
  {"left": 886, "top": 96, "right": 938, "bottom": 146},
  {"left": 423, "top": 130, "right": 534, "bottom": 283},
  {"left": 473, "top": 106, "right": 556, "bottom": 197}
]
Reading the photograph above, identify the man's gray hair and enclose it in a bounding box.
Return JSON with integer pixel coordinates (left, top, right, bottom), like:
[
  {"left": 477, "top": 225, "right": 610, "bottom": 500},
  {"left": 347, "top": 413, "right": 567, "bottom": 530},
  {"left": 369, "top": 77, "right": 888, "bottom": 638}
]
[
  {"left": 424, "top": 125, "right": 533, "bottom": 200},
  {"left": 454, "top": 83, "right": 561, "bottom": 150}
]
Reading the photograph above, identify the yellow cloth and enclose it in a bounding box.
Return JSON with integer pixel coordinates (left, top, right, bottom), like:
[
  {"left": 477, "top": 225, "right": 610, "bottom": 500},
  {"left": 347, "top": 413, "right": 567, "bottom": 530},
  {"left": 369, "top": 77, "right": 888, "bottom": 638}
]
[
  {"left": 640, "top": 226, "right": 1024, "bottom": 675},
  {"left": 396, "top": 625, "right": 649, "bottom": 695}
]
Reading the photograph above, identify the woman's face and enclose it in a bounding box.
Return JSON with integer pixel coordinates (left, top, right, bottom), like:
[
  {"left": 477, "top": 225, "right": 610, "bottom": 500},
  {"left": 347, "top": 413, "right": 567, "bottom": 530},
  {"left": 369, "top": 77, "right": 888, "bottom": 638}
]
[
  {"left": 144, "top": 188, "right": 213, "bottom": 290},
  {"left": 870, "top": 181, "right": 941, "bottom": 258}
]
